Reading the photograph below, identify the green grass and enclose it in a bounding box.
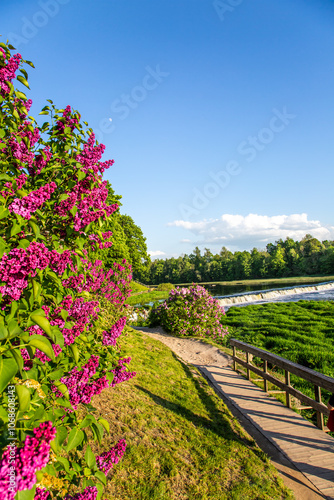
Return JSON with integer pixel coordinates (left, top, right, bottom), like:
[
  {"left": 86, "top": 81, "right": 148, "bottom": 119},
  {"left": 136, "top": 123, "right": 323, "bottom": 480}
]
[
  {"left": 125, "top": 290, "right": 169, "bottom": 306},
  {"left": 91, "top": 328, "right": 293, "bottom": 500}
]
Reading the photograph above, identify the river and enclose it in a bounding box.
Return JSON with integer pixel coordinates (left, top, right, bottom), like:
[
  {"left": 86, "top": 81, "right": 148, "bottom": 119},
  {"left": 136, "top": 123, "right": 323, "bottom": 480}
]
[{"left": 212, "top": 281, "right": 334, "bottom": 309}]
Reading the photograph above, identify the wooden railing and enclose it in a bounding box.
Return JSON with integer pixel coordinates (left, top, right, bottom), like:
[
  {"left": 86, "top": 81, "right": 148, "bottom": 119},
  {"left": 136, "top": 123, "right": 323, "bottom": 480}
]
[{"left": 230, "top": 339, "right": 334, "bottom": 430}]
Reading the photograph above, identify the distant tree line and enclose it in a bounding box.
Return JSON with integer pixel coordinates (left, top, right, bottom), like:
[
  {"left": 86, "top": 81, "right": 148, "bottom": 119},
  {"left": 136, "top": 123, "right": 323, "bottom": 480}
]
[{"left": 147, "top": 235, "right": 334, "bottom": 284}]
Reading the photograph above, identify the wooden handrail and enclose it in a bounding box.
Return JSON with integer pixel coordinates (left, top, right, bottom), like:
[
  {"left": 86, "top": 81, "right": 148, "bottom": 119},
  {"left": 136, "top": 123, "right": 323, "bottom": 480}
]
[{"left": 230, "top": 338, "right": 334, "bottom": 430}]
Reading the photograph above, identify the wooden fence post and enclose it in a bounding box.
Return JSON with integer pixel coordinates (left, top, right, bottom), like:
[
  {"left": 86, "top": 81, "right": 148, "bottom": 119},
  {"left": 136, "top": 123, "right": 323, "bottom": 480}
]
[
  {"left": 233, "top": 345, "right": 236, "bottom": 372},
  {"left": 285, "top": 370, "right": 291, "bottom": 408},
  {"left": 263, "top": 360, "right": 268, "bottom": 392},
  {"left": 314, "top": 385, "right": 324, "bottom": 430}
]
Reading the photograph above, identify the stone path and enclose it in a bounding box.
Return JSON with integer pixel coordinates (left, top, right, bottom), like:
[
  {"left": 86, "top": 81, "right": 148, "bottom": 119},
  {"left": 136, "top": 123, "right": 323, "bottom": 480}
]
[{"left": 136, "top": 327, "right": 334, "bottom": 500}]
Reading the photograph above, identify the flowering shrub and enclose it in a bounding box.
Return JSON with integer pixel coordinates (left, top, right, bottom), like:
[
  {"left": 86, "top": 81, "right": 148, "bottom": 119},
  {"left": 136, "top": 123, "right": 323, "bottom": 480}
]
[
  {"left": 149, "top": 284, "right": 229, "bottom": 341},
  {"left": 0, "top": 42, "right": 135, "bottom": 500}
]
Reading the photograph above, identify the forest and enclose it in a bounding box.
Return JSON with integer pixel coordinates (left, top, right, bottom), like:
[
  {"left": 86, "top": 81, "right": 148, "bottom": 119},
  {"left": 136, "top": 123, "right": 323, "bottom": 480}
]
[{"left": 146, "top": 235, "right": 334, "bottom": 284}]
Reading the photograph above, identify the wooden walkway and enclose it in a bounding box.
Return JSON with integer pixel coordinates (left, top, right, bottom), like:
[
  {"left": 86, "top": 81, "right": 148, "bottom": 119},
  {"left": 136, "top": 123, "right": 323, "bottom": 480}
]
[{"left": 198, "top": 364, "right": 334, "bottom": 500}]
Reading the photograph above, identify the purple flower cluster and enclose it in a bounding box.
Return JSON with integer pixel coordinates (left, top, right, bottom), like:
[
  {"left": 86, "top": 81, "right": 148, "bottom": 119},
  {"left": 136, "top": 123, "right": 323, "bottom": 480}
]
[
  {"left": 34, "top": 488, "right": 50, "bottom": 500},
  {"left": 96, "top": 439, "right": 127, "bottom": 475},
  {"left": 110, "top": 357, "right": 136, "bottom": 387},
  {"left": 54, "top": 355, "right": 108, "bottom": 408},
  {"left": 0, "top": 48, "right": 21, "bottom": 96},
  {"left": 9, "top": 182, "right": 57, "bottom": 219},
  {"left": 0, "top": 421, "right": 56, "bottom": 500},
  {"left": 76, "top": 132, "right": 114, "bottom": 176},
  {"left": 102, "top": 316, "right": 127, "bottom": 346},
  {"left": 56, "top": 105, "right": 79, "bottom": 135},
  {"left": 0, "top": 242, "right": 73, "bottom": 302},
  {"left": 64, "top": 486, "right": 98, "bottom": 500},
  {"left": 55, "top": 177, "right": 118, "bottom": 232}
]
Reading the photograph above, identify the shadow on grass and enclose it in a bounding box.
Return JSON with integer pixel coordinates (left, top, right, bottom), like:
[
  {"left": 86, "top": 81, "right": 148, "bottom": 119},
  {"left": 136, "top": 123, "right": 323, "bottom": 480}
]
[{"left": 135, "top": 350, "right": 260, "bottom": 453}]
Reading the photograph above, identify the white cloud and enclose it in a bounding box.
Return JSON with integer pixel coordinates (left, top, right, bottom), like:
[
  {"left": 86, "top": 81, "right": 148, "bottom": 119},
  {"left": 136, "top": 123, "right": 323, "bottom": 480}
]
[
  {"left": 148, "top": 250, "right": 166, "bottom": 257},
  {"left": 168, "top": 213, "right": 334, "bottom": 250}
]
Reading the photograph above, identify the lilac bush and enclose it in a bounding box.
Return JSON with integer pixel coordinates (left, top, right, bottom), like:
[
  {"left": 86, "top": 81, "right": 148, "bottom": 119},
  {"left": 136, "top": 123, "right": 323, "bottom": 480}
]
[
  {"left": 150, "top": 284, "right": 228, "bottom": 341},
  {"left": 0, "top": 42, "right": 135, "bottom": 500}
]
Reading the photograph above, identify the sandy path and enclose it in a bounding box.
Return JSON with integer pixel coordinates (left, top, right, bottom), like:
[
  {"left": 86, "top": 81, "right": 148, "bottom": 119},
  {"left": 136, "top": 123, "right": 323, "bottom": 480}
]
[{"left": 133, "top": 326, "right": 233, "bottom": 367}]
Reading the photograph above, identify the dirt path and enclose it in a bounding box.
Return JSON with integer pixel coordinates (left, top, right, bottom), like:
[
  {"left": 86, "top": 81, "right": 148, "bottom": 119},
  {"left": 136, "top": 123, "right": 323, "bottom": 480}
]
[{"left": 133, "top": 326, "right": 233, "bottom": 367}]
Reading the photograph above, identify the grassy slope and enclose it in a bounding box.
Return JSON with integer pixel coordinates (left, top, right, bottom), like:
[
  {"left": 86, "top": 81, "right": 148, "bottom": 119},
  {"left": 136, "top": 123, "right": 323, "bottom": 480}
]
[{"left": 91, "top": 328, "right": 293, "bottom": 500}]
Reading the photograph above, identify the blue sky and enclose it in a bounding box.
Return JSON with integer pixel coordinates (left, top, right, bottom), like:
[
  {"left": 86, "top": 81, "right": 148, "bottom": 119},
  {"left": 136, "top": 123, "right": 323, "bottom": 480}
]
[{"left": 2, "top": 0, "right": 334, "bottom": 257}]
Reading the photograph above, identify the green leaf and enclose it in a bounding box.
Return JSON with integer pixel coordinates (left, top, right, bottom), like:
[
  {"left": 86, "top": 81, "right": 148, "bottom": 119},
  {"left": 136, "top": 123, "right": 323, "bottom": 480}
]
[
  {"left": 77, "top": 170, "right": 86, "bottom": 181},
  {"left": 0, "top": 356, "right": 18, "bottom": 393},
  {"left": 47, "top": 368, "right": 64, "bottom": 381},
  {"left": 18, "top": 239, "right": 31, "bottom": 250},
  {"left": 70, "top": 344, "right": 79, "bottom": 364},
  {"left": 28, "top": 220, "right": 40, "bottom": 238},
  {"left": 17, "top": 74, "right": 30, "bottom": 89},
  {"left": 39, "top": 110, "right": 50, "bottom": 115},
  {"left": 7, "top": 319, "right": 22, "bottom": 338},
  {"left": 32, "top": 280, "right": 42, "bottom": 301},
  {"left": 98, "top": 418, "right": 110, "bottom": 434},
  {"left": 0, "top": 325, "right": 9, "bottom": 340},
  {"left": 0, "top": 238, "right": 6, "bottom": 259},
  {"left": 0, "top": 130, "right": 5, "bottom": 139},
  {"left": 55, "top": 425, "right": 67, "bottom": 447},
  {"left": 10, "top": 349, "right": 23, "bottom": 373},
  {"left": 30, "top": 315, "right": 52, "bottom": 336},
  {"left": 15, "top": 484, "right": 36, "bottom": 500},
  {"left": 85, "top": 445, "right": 96, "bottom": 469},
  {"left": 10, "top": 221, "right": 23, "bottom": 237},
  {"left": 60, "top": 309, "right": 69, "bottom": 321},
  {"left": 28, "top": 335, "right": 55, "bottom": 361},
  {"left": 56, "top": 456, "right": 70, "bottom": 472},
  {"left": 52, "top": 381, "right": 69, "bottom": 399},
  {"left": 66, "top": 428, "right": 84, "bottom": 452},
  {"left": 0, "top": 207, "right": 9, "bottom": 220},
  {"left": 0, "top": 143, "right": 6, "bottom": 150},
  {"left": 16, "top": 385, "right": 30, "bottom": 412},
  {"left": 96, "top": 483, "right": 104, "bottom": 500},
  {"left": 95, "top": 470, "right": 106, "bottom": 485},
  {"left": 79, "top": 414, "right": 97, "bottom": 429},
  {"left": 15, "top": 90, "right": 27, "bottom": 100}
]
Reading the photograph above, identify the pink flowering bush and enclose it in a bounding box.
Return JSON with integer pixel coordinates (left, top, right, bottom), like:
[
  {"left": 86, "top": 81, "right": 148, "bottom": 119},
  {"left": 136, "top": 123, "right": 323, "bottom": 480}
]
[
  {"left": 149, "top": 284, "right": 229, "bottom": 341},
  {"left": 0, "top": 42, "right": 135, "bottom": 500}
]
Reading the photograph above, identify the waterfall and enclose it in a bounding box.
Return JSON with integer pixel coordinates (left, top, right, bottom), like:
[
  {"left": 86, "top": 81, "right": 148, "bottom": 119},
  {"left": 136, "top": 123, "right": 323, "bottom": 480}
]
[{"left": 217, "top": 281, "right": 334, "bottom": 307}]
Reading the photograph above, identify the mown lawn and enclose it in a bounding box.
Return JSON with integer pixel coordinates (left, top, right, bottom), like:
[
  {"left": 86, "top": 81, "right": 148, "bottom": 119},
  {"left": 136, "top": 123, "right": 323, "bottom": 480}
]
[{"left": 91, "top": 328, "right": 293, "bottom": 500}]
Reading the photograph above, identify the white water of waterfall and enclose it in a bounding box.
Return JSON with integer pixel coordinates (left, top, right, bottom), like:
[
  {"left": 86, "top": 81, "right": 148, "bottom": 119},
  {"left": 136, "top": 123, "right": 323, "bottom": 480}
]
[{"left": 217, "top": 281, "right": 334, "bottom": 309}]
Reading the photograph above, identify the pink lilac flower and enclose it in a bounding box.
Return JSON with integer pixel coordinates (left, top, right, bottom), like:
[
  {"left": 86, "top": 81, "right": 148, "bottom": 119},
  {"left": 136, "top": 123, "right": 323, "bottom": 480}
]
[
  {"left": 9, "top": 182, "right": 56, "bottom": 220},
  {"left": 109, "top": 357, "right": 136, "bottom": 388},
  {"left": 34, "top": 489, "right": 50, "bottom": 500},
  {"left": 0, "top": 422, "right": 56, "bottom": 500},
  {"left": 56, "top": 356, "right": 108, "bottom": 409},
  {"left": 0, "top": 49, "right": 21, "bottom": 96},
  {"left": 102, "top": 317, "right": 126, "bottom": 346},
  {"left": 64, "top": 486, "right": 98, "bottom": 500},
  {"left": 56, "top": 105, "right": 79, "bottom": 135},
  {"left": 96, "top": 439, "right": 127, "bottom": 475}
]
